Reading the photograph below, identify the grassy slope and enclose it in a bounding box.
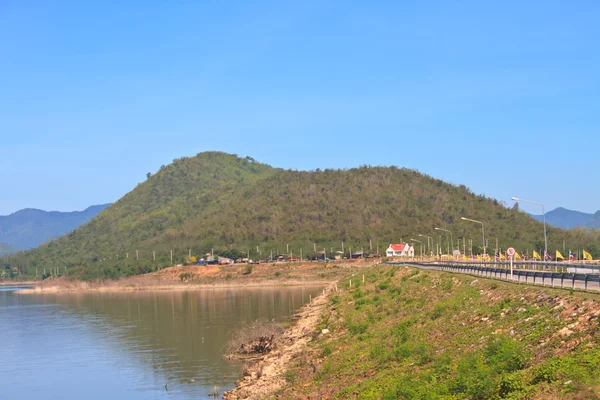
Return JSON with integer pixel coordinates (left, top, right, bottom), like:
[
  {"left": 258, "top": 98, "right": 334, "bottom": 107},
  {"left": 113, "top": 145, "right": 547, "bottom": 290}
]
[
  {"left": 3, "top": 152, "right": 600, "bottom": 278},
  {"left": 279, "top": 266, "right": 600, "bottom": 399}
]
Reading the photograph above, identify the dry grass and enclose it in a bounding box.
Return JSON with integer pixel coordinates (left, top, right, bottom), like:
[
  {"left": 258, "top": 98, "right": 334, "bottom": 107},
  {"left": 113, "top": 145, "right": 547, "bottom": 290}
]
[{"left": 226, "top": 319, "right": 285, "bottom": 355}]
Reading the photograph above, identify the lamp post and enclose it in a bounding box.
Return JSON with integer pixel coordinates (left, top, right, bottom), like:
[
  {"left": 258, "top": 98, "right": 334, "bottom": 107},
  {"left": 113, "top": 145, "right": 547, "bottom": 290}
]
[
  {"left": 461, "top": 217, "right": 485, "bottom": 256},
  {"left": 418, "top": 234, "right": 433, "bottom": 256},
  {"left": 435, "top": 227, "right": 453, "bottom": 256},
  {"left": 511, "top": 197, "right": 547, "bottom": 260},
  {"left": 410, "top": 239, "right": 423, "bottom": 257}
]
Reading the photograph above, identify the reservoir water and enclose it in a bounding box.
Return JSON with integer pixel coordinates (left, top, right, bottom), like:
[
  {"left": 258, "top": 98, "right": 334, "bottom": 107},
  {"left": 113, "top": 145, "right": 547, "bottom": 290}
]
[{"left": 0, "top": 285, "right": 322, "bottom": 400}]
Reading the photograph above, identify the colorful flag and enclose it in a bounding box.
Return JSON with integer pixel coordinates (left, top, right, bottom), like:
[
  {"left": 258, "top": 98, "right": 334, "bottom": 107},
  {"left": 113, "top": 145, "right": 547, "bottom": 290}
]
[
  {"left": 545, "top": 251, "right": 552, "bottom": 261},
  {"left": 533, "top": 250, "right": 541, "bottom": 260},
  {"left": 569, "top": 250, "right": 574, "bottom": 262},
  {"left": 556, "top": 250, "right": 564, "bottom": 260},
  {"left": 495, "top": 252, "right": 500, "bottom": 260},
  {"left": 583, "top": 250, "right": 593, "bottom": 261}
]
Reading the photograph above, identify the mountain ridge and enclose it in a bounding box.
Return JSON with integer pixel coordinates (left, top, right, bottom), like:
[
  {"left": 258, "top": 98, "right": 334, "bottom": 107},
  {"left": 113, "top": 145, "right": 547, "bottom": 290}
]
[
  {"left": 3, "top": 151, "right": 600, "bottom": 279},
  {"left": 0, "top": 203, "right": 111, "bottom": 251},
  {"left": 530, "top": 207, "right": 600, "bottom": 229}
]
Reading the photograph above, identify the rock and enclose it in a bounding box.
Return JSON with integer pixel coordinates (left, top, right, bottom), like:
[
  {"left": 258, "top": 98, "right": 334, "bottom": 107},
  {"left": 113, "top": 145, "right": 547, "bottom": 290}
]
[
  {"left": 480, "top": 317, "right": 489, "bottom": 322},
  {"left": 321, "top": 329, "right": 330, "bottom": 335},
  {"left": 558, "top": 327, "right": 574, "bottom": 337},
  {"left": 518, "top": 308, "right": 527, "bottom": 313},
  {"left": 470, "top": 279, "right": 479, "bottom": 286}
]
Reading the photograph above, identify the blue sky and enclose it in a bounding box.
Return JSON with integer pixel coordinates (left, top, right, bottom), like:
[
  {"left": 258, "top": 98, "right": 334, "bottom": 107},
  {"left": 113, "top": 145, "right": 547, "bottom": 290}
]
[{"left": 1, "top": 1, "right": 599, "bottom": 216}]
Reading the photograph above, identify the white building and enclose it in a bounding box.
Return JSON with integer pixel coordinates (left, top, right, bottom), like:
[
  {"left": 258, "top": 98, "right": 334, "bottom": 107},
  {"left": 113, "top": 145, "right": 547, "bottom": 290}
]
[{"left": 386, "top": 243, "right": 414, "bottom": 257}]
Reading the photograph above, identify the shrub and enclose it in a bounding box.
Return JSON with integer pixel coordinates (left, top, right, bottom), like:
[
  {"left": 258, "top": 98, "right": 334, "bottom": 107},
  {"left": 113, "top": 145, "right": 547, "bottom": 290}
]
[
  {"left": 226, "top": 319, "right": 284, "bottom": 355},
  {"left": 179, "top": 272, "right": 193, "bottom": 281},
  {"left": 485, "top": 336, "right": 529, "bottom": 373},
  {"left": 431, "top": 304, "right": 446, "bottom": 320},
  {"left": 348, "top": 321, "right": 369, "bottom": 335}
]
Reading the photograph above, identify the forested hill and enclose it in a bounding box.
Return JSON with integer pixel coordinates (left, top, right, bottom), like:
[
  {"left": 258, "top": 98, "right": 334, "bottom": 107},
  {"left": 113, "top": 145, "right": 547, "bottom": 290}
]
[{"left": 3, "top": 152, "right": 599, "bottom": 279}]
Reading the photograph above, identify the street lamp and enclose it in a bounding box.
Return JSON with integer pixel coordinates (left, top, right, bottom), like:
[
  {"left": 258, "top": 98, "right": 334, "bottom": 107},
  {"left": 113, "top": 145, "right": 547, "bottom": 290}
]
[
  {"left": 418, "top": 234, "right": 433, "bottom": 256},
  {"left": 511, "top": 197, "right": 547, "bottom": 260},
  {"left": 410, "top": 239, "right": 423, "bottom": 257},
  {"left": 434, "top": 227, "right": 453, "bottom": 256},
  {"left": 461, "top": 217, "right": 486, "bottom": 256}
]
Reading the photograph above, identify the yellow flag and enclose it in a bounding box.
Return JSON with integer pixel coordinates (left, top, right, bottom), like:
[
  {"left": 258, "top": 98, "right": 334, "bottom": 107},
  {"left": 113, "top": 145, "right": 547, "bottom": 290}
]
[
  {"left": 556, "top": 250, "right": 564, "bottom": 260},
  {"left": 500, "top": 253, "right": 506, "bottom": 260},
  {"left": 514, "top": 252, "right": 522, "bottom": 260},
  {"left": 533, "top": 250, "right": 541, "bottom": 260},
  {"left": 583, "top": 250, "right": 593, "bottom": 261}
]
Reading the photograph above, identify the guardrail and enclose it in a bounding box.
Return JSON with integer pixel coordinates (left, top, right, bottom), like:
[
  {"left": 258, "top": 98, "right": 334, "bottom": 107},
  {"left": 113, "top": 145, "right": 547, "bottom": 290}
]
[{"left": 385, "top": 260, "right": 600, "bottom": 292}]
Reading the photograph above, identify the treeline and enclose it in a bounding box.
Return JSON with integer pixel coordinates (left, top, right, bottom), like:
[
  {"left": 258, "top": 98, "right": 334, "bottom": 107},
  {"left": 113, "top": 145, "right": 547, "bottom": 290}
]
[{"left": 3, "top": 151, "right": 599, "bottom": 280}]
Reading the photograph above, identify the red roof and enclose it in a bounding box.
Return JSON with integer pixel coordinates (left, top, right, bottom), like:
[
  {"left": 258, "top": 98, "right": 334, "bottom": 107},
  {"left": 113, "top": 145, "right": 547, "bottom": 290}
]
[{"left": 390, "top": 243, "right": 409, "bottom": 251}]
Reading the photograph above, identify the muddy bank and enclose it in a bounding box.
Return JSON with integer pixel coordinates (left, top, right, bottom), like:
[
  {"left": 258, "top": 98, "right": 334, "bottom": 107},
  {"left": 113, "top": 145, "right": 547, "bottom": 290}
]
[
  {"left": 224, "top": 284, "right": 334, "bottom": 400},
  {"left": 17, "top": 260, "right": 370, "bottom": 295}
]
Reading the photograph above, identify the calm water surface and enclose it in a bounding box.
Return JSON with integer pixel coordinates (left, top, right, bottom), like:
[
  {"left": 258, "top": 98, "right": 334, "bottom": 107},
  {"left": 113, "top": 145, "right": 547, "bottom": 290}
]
[{"left": 0, "top": 285, "right": 322, "bottom": 400}]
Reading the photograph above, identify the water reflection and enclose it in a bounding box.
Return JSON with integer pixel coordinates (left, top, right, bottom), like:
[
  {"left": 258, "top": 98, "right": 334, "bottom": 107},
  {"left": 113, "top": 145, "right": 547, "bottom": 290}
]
[{"left": 0, "top": 286, "right": 321, "bottom": 400}]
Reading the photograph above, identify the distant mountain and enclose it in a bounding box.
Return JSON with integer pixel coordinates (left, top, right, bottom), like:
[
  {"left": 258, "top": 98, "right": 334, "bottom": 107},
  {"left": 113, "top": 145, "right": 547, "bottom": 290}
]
[
  {"left": 530, "top": 207, "right": 594, "bottom": 229},
  {"left": 586, "top": 211, "right": 600, "bottom": 229},
  {"left": 0, "top": 242, "right": 20, "bottom": 256},
  {"left": 530, "top": 207, "right": 600, "bottom": 230},
  {"left": 0, "top": 204, "right": 111, "bottom": 250}
]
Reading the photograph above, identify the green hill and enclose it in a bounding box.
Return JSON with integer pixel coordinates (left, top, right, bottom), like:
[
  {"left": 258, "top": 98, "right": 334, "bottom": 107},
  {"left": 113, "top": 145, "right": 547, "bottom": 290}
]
[{"left": 3, "top": 152, "right": 599, "bottom": 279}]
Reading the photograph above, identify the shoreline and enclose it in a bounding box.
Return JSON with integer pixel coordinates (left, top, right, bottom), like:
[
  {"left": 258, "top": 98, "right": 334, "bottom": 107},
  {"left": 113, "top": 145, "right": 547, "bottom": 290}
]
[
  {"left": 16, "top": 278, "right": 333, "bottom": 295},
  {"left": 15, "top": 260, "right": 371, "bottom": 295},
  {"left": 224, "top": 282, "right": 334, "bottom": 399}
]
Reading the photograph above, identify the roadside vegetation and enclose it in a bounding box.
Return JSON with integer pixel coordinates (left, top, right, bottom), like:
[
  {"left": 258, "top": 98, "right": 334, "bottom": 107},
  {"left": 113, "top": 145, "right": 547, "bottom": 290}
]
[{"left": 278, "top": 265, "right": 600, "bottom": 399}]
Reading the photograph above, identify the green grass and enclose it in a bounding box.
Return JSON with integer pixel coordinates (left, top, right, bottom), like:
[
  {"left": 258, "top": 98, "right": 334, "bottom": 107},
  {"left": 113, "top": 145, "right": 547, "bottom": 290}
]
[{"left": 278, "top": 265, "right": 600, "bottom": 399}]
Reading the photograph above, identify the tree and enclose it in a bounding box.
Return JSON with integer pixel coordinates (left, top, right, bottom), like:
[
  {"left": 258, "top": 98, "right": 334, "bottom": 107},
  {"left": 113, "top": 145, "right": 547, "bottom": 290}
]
[{"left": 146, "top": 172, "right": 152, "bottom": 179}]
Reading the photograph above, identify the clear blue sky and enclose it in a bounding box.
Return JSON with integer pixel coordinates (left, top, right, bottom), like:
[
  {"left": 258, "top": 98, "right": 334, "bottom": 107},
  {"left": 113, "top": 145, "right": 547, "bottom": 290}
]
[{"left": 1, "top": 1, "right": 599, "bottom": 216}]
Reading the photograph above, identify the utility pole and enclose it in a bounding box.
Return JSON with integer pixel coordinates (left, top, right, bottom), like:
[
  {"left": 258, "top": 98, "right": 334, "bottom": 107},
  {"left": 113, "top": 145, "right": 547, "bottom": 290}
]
[
  {"left": 136, "top": 250, "right": 139, "bottom": 260},
  {"left": 313, "top": 243, "right": 316, "bottom": 252},
  {"left": 287, "top": 244, "right": 289, "bottom": 253},
  {"left": 189, "top": 249, "right": 191, "bottom": 259},
  {"left": 300, "top": 248, "right": 303, "bottom": 261},
  {"left": 170, "top": 250, "right": 173, "bottom": 265},
  {"left": 126, "top": 252, "right": 129, "bottom": 259},
  {"left": 153, "top": 251, "right": 156, "bottom": 261},
  {"left": 342, "top": 241, "right": 344, "bottom": 253},
  {"left": 369, "top": 239, "right": 372, "bottom": 251}
]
